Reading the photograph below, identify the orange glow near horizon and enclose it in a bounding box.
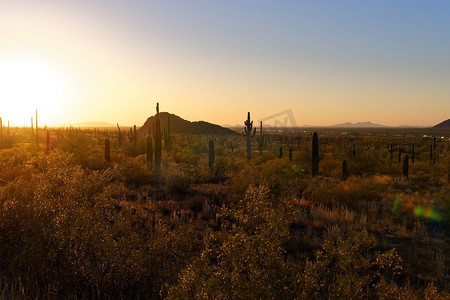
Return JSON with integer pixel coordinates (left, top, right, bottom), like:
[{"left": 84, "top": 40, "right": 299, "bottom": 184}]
[{"left": 0, "top": 2, "right": 449, "bottom": 128}]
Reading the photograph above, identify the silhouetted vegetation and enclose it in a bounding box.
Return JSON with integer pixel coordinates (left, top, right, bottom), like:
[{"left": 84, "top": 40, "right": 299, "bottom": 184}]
[{"left": 0, "top": 115, "right": 449, "bottom": 299}]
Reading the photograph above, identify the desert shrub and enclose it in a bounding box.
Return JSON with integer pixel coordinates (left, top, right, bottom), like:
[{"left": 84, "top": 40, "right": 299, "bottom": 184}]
[
  {"left": 111, "top": 155, "right": 150, "bottom": 186},
  {"left": 437, "top": 185, "right": 450, "bottom": 229},
  {"left": 227, "top": 159, "right": 308, "bottom": 201},
  {"left": 297, "top": 230, "right": 403, "bottom": 299},
  {"left": 319, "top": 153, "right": 341, "bottom": 178},
  {"left": 164, "top": 166, "right": 192, "bottom": 196},
  {"left": 0, "top": 151, "right": 201, "bottom": 298},
  {"left": 57, "top": 131, "right": 110, "bottom": 170},
  {"left": 167, "top": 185, "right": 430, "bottom": 299},
  {"left": 302, "top": 176, "right": 388, "bottom": 208},
  {"left": 166, "top": 185, "right": 298, "bottom": 299},
  {"left": 0, "top": 145, "right": 39, "bottom": 183}
]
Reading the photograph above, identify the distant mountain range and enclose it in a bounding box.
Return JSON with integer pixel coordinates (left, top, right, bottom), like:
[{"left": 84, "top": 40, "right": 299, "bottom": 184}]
[
  {"left": 139, "top": 112, "right": 237, "bottom": 135},
  {"left": 433, "top": 119, "right": 450, "bottom": 129},
  {"left": 330, "top": 121, "right": 442, "bottom": 128},
  {"left": 56, "top": 118, "right": 450, "bottom": 130},
  {"left": 331, "top": 121, "right": 386, "bottom": 128}
]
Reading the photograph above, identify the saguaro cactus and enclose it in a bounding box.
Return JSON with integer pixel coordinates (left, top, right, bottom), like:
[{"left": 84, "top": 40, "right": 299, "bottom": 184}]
[
  {"left": 342, "top": 160, "right": 349, "bottom": 180},
  {"left": 209, "top": 140, "right": 215, "bottom": 169},
  {"left": 117, "top": 123, "right": 123, "bottom": 147},
  {"left": 279, "top": 147, "right": 283, "bottom": 158},
  {"left": 242, "top": 112, "right": 256, "bottom": 160},
  {"left": 403, "top": 154, "right": 409, "bottom": 179},
  {"left": 105, "top": 138, "right": 111, "bottom": 162},
  {"left": 257, "top": 121, "right": 266, "bottom": 155},
  {"left": 411, "top": 143, "right": 415, "bottom": 164},
  {"left": 312, "top": 131, "right": 319, "bottom": 177},
  {"left": 147, "top": 135, "right": 153, "bottom": 170}
]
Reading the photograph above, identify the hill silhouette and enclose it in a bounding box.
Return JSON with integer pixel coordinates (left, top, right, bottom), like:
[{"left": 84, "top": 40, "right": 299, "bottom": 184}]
[
  {"left": 433, "top": 118, "right": 450, "bottom": 129},
  {"left": 331, "top": 121, "right": 386, "bottom": 128},
  {"left": 139, "top": 112, "right": 237, "bottom": 135}
]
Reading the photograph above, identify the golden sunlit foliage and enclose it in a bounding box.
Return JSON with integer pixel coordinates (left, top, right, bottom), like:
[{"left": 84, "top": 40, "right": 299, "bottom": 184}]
[{"left": 0, "top": 127, "right": 449, "bottom": 298}]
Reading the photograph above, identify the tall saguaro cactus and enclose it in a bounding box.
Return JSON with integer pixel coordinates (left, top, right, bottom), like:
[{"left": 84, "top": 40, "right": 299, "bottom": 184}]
[
  {"left": 342, "top": 160, "right": 349, "bottom": 180},
  {"left": 242, "top": 112, "right": 256, "bottom": 160},
  {"left": 257, "top": 121, "right": 266, "bottom": 155},
  {"left": 403, "top": 154, "right": 409, "bottom": 179},
  {"left": 312, "top": 131, "right": 319, "bottom": 177},
  {"left": 117, "top": 123, "right": 123, "bottom": 147}
]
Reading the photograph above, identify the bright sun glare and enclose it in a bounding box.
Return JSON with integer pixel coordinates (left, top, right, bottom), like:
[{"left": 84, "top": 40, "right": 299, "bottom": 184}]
[{"left": 0, "top": 57, "right": 65, "bottom": 126}]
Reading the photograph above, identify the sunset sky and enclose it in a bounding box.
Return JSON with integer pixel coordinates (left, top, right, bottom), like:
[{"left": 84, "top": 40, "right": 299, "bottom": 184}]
[{"left": 1, "top": 1, "right": 449, "bottom": 127}]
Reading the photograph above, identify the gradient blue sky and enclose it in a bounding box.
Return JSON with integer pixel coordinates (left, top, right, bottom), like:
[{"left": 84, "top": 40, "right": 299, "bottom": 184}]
[{"left": 1, "top": 1, "right": 449, "bottom": 126}]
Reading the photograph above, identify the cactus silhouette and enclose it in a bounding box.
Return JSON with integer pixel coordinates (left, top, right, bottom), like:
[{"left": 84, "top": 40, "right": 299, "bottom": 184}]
[
  {"left": 403, "top": 154, "right": 409, "bottom": 179},
  {"left": 342, "top": 160, "right": 349, "bottom": 180},
  {"left": 105, "top": 139, "right": 111, "bottom": 162},
  {"left": 117, "top": 123, "right": 123, "bottom": 147},
  {"left": 312, "top": 132, "right": 319, "bottom": 177},
  {"left": 242, "top": 112, "right": 256, "bottom": 160},
  {"left": 257, "top": 121, "right": 266, "bottom": 155},
  {"left": 209, "top": 140, "right": 215, "bottom": 169},
  {"left": 128, "top": 125, "right": 137, "bottom": 147},
  {"left": 279, "top": 147, "right": 283, "bottom": 158},
  {"left": 289, "top": 147, "right": 292, "bottom": 161},
  {"left": 411, "top": 143, "right": 415, "bottom": 164}
]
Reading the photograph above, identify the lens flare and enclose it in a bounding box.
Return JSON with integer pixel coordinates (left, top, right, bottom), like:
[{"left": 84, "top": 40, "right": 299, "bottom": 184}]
[{"left": 393, "top": 194, "right": 444, "bottom": 222}]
